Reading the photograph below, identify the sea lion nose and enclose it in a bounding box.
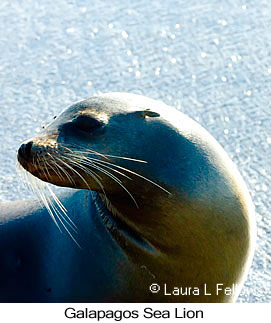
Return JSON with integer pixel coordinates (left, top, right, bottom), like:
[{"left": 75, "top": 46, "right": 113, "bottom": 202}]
[{"left": 18, "top": 141, "right": 33, "bottom": 162}]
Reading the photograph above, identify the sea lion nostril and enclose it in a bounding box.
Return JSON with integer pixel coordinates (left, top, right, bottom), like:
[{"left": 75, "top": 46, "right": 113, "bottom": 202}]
[
  {"left": 25, "top": 141, "right": 33, "bottom": 157},
  {"left": 18, "top": 141, "right": 33, "bottom": 161}
]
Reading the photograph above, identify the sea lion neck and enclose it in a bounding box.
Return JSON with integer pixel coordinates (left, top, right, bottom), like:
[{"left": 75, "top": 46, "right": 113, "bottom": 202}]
[
  {"left": 96, "top": 188, "right": 184, "bottom": 252},
  {"left": 92, "top": 191, "right": 158, "bottom": 254}
]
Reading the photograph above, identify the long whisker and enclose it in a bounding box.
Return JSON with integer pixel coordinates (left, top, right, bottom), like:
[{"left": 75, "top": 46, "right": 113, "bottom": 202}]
[
  {"left": 47, "top": 152, "right": 76, "bottom": 185},
  {"left": 36, "top": 155, "right": 49, "bottom": 181},
  {"left": 64, "top": 155, "right": 109, "bottom": 201},
  {"left": 46, "top": 157, "right": 66, "bottom": 182},
  {"left": 61, "top": 143, "right": 109, "bottom": 160},
  {"left": 45, "top": 183, "right": 78, "bottom": 233},
  {"left": 38, "top": 156, "right": 76, "bottom": 230},
  {"left": 54, "top": 156, "right": 91, "bottom": 190},
  {"left": 60, "top": 143, "right": 147, "bottom": 163},
  {"left": 71, "top": 154, "right": 132, "bottom": 180},
  {"left": 62, "top": 155, "right": 139, "bottom": 207},
  {"left": 67, "top": 153, "right": 171, "bottom": 195},
  {"left": 95, "top": 158, "right": 170, "bottom": 194},
  {"left": 39, "top": 155, "right": 79, "bottom": 232},
  {"left": 38, "top": 181, "right": 81, "bottom": 248},
  {"left": 41, "top": 155, "right": 51, "bottom": 181},
  {"left": 16, "top": 163, "right": 42, "bottom": 209},
  {"left": 57, "top": 155, "right": 108, "bottom": 200},
  {"left": 18, "top": 159, "right": 80, "bottom": 247},
  {"left": 31, "top": 175, "right": 62, "bottom": 232},
  {"left": 61, "top": 154, "right": 103, "bottom": 181}
]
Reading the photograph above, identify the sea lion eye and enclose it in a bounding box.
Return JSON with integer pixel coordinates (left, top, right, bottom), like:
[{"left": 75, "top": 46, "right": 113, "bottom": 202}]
[
  {"left": 135, "top": 110, "right": 160, "bottom": 118},
  {"left": 73, "top": 115, "right": 102, "bottom": 132}
]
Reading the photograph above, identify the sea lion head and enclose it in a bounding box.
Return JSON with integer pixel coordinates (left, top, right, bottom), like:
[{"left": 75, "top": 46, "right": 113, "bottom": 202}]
[
  {"left": 17, "top": 92, "right": 254, "bottom": 214},
  {"left": 17, "top": 93, "right": 179, "bottom": 205}
]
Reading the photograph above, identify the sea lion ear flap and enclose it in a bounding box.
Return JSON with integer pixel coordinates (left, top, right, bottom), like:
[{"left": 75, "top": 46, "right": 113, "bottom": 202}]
[{"left": 135, "top": 109, "right": 160, "bottom": 118}]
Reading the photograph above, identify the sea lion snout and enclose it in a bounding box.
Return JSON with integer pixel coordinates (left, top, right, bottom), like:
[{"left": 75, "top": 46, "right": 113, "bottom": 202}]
[{"left": 17, "top": 135, "right": 60, "bottom": 175}]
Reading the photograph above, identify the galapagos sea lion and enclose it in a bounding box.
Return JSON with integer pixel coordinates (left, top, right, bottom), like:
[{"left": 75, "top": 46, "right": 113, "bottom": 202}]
[{"left": 0, "top": 92, "right": 256, "bottom": 302}]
